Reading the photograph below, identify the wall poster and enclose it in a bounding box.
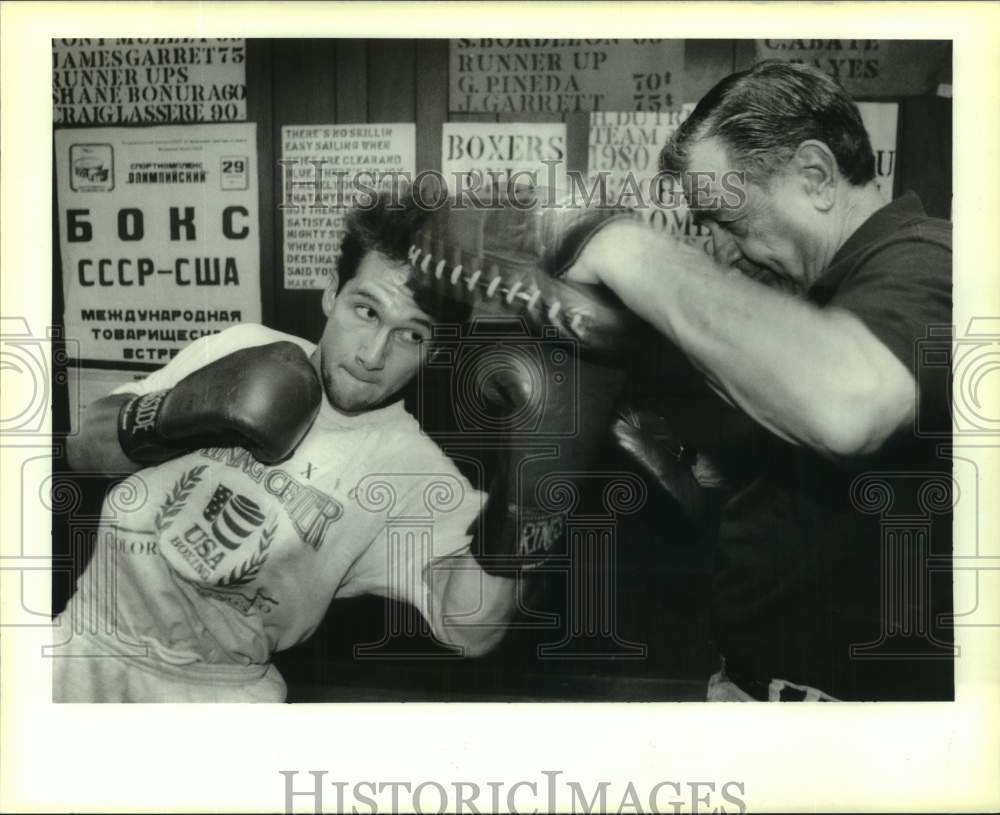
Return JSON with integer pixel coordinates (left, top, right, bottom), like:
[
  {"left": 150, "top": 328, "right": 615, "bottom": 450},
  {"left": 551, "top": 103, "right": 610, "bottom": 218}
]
[
  {"left": 55, "top": 123, "right": 261, "bottom": 364},
  {"left": 280, "top": 123, "right": 416, "bottom": 290},
  {"left": 53, "top": 38, "right": 247, "bottom": 125}
]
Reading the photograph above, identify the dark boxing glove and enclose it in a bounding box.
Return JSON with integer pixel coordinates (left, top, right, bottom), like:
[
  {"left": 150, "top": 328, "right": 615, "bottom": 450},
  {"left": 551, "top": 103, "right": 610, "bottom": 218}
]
[
  {"left": 469, "top": 325, "right": 628, "bottom": 573},
  {"left": 407, "top": 188, "right": 653, "bottom": 360},
  {"left": 117, "top": 341, "right": 322, "bottom": 466},
  {"left": 407, "top": 190, "right": 651, "bottom": 571},
  {"left": 609, "top": 402, "right": 707, "bottom": 529}
]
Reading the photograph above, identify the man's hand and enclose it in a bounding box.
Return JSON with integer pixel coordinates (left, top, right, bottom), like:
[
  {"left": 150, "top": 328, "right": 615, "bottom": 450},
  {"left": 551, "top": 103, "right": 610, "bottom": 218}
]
[
  {"left": 564, "top": 219, "right": 704, "bottom": 290},
  {"left": 610, "top": 402, "right": 709, "bottom": 526},
  {"left": 118, "top": 341, "right": 322, "bottom": 467},
  {"left": 434, "top": 553, "right": 517, "bottom": 657},
  {"left": 563, "top": 217, "right": 918, "bottom": 461}
]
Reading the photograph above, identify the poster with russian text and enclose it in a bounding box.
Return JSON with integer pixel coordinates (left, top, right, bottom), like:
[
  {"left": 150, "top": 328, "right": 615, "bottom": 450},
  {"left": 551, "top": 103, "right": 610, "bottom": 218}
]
[
  {"left": 53, "top": 38, "right": 246, "bottom": 125},
  {"left": 450, "top": 39, "right": 684, "bottom": 114},
  {"left": 280, "top": 123, "right": 415, "bottom": 290},
  {"left": 55, "top": 123, "right": 261, "bottom": 364}
]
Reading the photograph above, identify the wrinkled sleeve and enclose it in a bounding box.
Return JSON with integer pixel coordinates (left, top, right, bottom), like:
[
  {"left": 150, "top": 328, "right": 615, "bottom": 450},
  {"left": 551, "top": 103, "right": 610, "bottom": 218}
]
[{"left": 828, "top": 230, "right": 952, "bottom": 435}]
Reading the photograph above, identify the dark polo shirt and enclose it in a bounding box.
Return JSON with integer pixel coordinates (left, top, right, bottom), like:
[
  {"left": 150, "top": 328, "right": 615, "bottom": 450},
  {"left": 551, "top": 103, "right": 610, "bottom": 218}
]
[{"left": 712, "top": 191, "right": 953, "bottom": 700}]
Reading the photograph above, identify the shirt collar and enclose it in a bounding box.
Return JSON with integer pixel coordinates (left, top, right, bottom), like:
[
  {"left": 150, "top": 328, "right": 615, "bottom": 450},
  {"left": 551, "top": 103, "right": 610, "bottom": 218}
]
[
  {"left": 809, "top": 191, "right": 927, "bottom": 296},
  {"left": 317, "top": 396, "right": 408, "bottom": 429}
]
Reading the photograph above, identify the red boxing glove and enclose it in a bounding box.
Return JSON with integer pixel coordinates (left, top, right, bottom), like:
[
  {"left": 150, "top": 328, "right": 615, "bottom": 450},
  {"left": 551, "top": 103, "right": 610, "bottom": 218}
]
[{"left": 117, "top": 341, "right": 322, "bottom": 466}]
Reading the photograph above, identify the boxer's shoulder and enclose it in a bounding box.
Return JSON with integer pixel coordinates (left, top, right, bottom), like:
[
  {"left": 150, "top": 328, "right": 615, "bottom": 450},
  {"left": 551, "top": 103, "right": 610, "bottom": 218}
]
[{"left": 211, "top": 323, "right": 316, "bottom": 356}]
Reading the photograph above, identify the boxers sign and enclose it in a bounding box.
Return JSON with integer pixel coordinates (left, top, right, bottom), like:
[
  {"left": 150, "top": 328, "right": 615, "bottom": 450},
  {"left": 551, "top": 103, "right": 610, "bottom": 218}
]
[
  {"left": 55, "top": 124, "right": 261, "bottom": 363},
  {"left": 442, "top": 122, "right": 567, "bottom": 191},
  {"left": 588, "top": 110, "right": 714, "bottom": 255},
  {"left": 754, "top": 40, "right": 947, "bottom": 98},
  {"left": 280, "top": 123, "right": 415, "bottom": 290},
  {"left": 53, "top": 38, "right": 247, "bottom": 125},
  {"left": 450, "top": 39, "right": 684, "bottom": 113}
]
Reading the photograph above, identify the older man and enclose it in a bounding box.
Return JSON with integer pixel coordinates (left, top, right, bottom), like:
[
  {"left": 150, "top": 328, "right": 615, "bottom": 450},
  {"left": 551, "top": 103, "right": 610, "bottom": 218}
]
[{"left": 570, "top": 61, "right": 953, "bottom": 700}]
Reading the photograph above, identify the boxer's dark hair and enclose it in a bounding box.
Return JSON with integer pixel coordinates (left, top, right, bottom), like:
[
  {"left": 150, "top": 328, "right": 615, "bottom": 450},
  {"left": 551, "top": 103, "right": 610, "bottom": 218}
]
[
  {"left": 660, "top": 61, "right": 875, "bottom": 186},
  {"left": 337, "top": 191, "right": 472, "bottom": 326}
]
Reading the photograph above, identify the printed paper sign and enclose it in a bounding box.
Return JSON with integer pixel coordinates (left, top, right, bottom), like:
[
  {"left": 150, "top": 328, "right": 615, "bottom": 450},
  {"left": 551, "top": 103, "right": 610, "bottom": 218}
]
[
  {"left": 588, "top": 110, "right": 713, "bottom": 255},
  {"left": 55, "top": 123, "right": 261, "bottom": 364},
  {"left": 754, "top": 40, "right": 945, "bottom": 98},
  {"left": 857, "top": 102, "right": 899, "bottom": 203},
  {"left": 280, "top": 123, "right": 416, "bottom": 290},
  {"left": 450, "top": 39, "right": 684, "bottom": 114},
  {"left": 53, "top": 38, "right": 246, "bottom": 125},
  {"left": 441, "top": 122, "right": 567, "bottom": 192}
]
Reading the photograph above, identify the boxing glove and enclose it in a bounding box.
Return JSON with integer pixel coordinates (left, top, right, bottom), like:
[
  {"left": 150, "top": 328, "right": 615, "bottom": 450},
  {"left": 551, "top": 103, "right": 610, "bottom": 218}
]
[
  {"left": 609, "top": 402, "right": 707, "bottom": 527},
  {"left": 469, "top": 322, "right": 628, "bottom": 573},
  {"left": 117, "top": 341, "right": 323, "bottom": 466},
  {"left": 407, "top": 188, "right": 655, "bottom": 360},
  {"left": 408, "top": 191, "right": 649, "bottom": 571}
]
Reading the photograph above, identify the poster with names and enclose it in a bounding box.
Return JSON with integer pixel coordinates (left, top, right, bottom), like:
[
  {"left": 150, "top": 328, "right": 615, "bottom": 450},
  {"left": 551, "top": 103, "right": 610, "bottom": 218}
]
[
  {"left": 450, "top": 39, "right": 684, "bottom": 114},
  {"left": 53, "top": 38, "right": 246, "bottom": 125},
  {"left": 754, "top": 39, "right": 948, "bottom": 98},
  {"left": 588, "top": 110, "right": 713, "bottom": 255}
]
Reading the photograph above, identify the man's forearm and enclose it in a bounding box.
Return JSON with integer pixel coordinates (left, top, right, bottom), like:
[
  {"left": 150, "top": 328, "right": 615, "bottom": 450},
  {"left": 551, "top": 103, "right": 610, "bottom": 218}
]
[
  {"left": 66, "top": 394, "right": 143, "bottom": 476},
  {"left": 589, "top": 223, "right": 914, "bottom": 459},
  {"left": 435, "top": 555, "right": 517, "bottom": 656}
]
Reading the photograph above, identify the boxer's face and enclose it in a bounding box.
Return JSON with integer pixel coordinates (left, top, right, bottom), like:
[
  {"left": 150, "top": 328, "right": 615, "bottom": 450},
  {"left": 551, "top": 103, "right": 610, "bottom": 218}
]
[
  {"left": 314, "top": 251, "right": 434, "bottom": 414},
  {"left": 684, "top": 136, "right": 823, "bottom": 291}
]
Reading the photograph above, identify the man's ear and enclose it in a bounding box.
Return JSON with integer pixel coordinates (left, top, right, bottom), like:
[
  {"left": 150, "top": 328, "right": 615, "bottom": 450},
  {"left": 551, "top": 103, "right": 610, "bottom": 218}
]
[
  {"left": 792, "top": 140, "right": 838, "bottom": 211},
  {"left": 321, "top": 273, "right": 340, "bottom": 317}
]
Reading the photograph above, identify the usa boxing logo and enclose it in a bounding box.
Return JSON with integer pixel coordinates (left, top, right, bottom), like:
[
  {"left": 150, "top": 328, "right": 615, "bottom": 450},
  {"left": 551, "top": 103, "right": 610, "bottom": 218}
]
[
  {"left": 153, "top": 466, "right": 277, "bottom": 585},
  {"left": 203, "top": 484, "right": 266, "bottom": 550}
]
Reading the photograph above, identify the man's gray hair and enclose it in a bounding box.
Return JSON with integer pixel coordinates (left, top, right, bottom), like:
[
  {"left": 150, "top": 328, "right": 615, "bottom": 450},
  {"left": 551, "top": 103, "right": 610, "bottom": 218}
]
[{"left": 660, "top": 61, "right": 876, "bottom": 187}]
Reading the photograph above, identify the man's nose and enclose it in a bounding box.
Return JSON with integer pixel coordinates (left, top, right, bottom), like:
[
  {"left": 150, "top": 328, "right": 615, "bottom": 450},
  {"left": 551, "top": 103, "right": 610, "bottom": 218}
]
[
  {"left": 357, "top": 328, "right": 390, "bottom": 370},
  {"left": 707, "top": 222, "right": 743, "bottom": 268}
]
